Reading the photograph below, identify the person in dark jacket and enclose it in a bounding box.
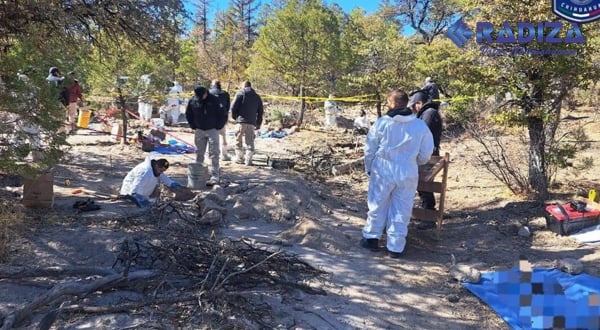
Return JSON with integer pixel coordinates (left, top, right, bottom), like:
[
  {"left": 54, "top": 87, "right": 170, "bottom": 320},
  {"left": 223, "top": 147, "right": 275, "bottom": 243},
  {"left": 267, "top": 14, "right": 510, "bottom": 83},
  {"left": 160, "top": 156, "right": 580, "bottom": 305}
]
[
  {"left": 408, "top": 90, "right": 444, "bottom": 229},
  {"left": 422, "top": 77, "right": 450, "bottom": 110},
  {"left": 230, "top": 81, "right": 264, "bottom": 166},
  {"left": 185, "top": 86, "right": 228, "bottom": 186},
  {"left": 209, "top": 79, "right": 231, "bottom": 161}
]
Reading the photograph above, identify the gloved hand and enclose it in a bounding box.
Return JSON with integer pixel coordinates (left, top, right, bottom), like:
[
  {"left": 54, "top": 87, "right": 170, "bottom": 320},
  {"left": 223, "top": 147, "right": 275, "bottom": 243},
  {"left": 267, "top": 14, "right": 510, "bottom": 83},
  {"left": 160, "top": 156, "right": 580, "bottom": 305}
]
[
  {"left": 169, "top": 182, "right": 183, "bottom": 189},
  {"left": 131, "top": 193, "right": 150, "bottom": 208}
]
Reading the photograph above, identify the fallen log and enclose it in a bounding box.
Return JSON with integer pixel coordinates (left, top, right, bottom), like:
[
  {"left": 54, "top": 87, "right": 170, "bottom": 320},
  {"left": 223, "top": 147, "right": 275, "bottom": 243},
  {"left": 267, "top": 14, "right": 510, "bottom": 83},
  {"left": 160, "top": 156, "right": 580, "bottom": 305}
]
[
  {"left": 0, "top": 269, "right": 159, "bottom": 330},
  {"left": 0, "top": 266, "right": 117, "bottom": 279},
  {"left": 331, "top": 157, "right": 364, "bottom": 176}
]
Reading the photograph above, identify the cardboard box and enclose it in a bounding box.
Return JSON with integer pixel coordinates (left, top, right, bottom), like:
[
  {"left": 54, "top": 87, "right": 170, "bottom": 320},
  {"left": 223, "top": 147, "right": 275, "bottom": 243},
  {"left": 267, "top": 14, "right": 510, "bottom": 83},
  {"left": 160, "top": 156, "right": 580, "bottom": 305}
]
[{"left": 23, "top": 170, "right": 54, "bottom": 208}]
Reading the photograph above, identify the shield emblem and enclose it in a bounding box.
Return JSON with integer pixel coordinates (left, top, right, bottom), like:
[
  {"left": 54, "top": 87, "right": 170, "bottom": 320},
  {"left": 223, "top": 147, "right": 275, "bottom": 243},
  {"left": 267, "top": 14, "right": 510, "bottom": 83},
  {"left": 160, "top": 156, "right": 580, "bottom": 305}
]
[{"left": 552, "top": 0, "right": 600, "bottom": 23}]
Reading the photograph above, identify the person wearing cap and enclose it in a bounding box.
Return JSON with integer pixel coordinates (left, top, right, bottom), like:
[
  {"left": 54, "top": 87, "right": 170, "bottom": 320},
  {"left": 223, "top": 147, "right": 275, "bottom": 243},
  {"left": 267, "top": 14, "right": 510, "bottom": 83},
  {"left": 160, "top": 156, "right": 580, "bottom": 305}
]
[
  {"left": 209, "top": 79, "right": 231, "bottom": 161},
  {"left": 120, "top": 155, "right": 183, "bottom": 208},
  {"left": 361, "top": 89, "right": 434, "bottom": 258},
  {"left": 185, "top": 85, "right": 228, "bottom": 186},
  {"left": 408, "top": 90, "right": 443, "bottom": 223}
]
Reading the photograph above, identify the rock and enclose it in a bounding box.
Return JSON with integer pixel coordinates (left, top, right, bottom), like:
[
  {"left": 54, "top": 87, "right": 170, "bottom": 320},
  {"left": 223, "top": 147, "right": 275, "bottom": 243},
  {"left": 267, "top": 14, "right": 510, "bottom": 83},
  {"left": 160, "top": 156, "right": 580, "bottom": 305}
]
[
  {"left": 449, "top": 264, "right": 482, "bottom": 283},
  {"left": 555, "top": 258, "right": 584, "bottom": 275},
  {"left": 518, "top": 226, "right": 531, "bottom": 237},
  {"left": 446, "top": 294, "right": 460, "bottom": 303},
  {"left": 232, "top": 200, "right": 256, "bottom": 220},
  {"left": 171, "top": 187, "right": 196, "bottom": 201},
  {"left": 204, "top": 191, "right": 226, "bottom": 206},
  {"left": 200, "top": 198, "right": 227, "bottom": 215},
  {"left": 198, "top": 209, "right": 223, "bottom": 225}
]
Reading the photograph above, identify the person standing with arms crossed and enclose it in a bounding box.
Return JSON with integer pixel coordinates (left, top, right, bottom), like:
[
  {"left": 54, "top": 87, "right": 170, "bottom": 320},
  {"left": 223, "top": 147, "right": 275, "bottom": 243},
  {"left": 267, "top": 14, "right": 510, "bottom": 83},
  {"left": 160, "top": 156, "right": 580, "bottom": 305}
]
[
  {"left": 230, "top": 81, "right": 264, "bottom": 166},
  {"left": 361, "top": 89, "right": 434, "bottom": 258}
]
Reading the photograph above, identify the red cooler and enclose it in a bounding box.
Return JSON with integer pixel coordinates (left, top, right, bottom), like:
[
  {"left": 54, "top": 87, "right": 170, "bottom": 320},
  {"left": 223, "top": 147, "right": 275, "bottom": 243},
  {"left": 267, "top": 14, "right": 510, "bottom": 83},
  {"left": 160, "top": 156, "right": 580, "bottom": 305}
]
[{"left": 545, "top": 202, "right": 600, "bottom": 236}]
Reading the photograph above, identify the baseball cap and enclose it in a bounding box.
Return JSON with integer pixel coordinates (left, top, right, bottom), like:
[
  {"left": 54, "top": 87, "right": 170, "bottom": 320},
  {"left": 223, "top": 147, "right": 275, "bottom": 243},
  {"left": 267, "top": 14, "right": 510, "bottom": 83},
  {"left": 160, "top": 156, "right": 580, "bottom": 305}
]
[{"left": 407, "top": 90, "right": 428, "bottom": 108}]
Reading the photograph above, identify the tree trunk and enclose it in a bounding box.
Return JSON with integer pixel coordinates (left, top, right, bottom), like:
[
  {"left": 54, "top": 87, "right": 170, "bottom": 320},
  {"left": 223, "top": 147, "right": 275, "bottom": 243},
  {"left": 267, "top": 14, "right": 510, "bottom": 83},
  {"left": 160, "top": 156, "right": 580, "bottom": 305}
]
[
  {"left": 527, "top": 116, "right": 547, "bottom": 201},
  {"left": 117, "top": 86, "right": 128, "bottom": 145},
  {"left": 298, "top": 85, "right": 305, "bottom": 125}
]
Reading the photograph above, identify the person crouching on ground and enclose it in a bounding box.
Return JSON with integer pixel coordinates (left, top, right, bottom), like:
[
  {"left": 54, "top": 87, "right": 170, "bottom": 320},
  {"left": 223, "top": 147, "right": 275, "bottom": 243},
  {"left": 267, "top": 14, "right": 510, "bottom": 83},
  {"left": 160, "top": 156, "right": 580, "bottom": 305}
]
[
  {"left": 361, "top": 89, "right": 434, "bottom": 258},
  {"left": 353, "top": 109, "right": 370, "bottom": 135},
  {"left": 185, "top": 86, "right": 228, "bottom": 186},
  {"left": 120, "top": 156, "right": 183, "bottom": 208}
]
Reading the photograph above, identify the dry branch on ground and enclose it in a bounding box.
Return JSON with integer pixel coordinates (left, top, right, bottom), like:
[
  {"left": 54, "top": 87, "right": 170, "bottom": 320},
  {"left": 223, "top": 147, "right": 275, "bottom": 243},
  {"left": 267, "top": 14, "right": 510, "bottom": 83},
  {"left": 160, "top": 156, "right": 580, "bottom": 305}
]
[{"left": 0, "top": 234, "right": 328, "bottom": 329}]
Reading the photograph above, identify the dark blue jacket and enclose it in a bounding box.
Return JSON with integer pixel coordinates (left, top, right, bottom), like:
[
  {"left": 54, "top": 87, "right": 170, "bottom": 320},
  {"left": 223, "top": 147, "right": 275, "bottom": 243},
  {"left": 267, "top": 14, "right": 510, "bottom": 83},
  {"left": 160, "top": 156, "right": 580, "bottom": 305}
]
[
  {"left": 231, "top": 87, "right": 264, "bottom": 127},
  {"left": 185, "top": 87, "right": 228, "bottom": 130},
  {"left": 417, "top": 103, "right": 442, "bottom": 156}
]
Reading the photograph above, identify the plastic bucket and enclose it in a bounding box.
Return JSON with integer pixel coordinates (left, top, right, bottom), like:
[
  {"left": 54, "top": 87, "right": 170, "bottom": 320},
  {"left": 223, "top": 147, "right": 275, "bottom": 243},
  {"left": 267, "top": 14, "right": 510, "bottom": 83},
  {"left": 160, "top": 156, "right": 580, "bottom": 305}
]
[
  {"left": 187, "top": 163, "right": 209, "bottom": 189},
  {"left": 77, "top": 109, "right": 92, "bottom": 128}
]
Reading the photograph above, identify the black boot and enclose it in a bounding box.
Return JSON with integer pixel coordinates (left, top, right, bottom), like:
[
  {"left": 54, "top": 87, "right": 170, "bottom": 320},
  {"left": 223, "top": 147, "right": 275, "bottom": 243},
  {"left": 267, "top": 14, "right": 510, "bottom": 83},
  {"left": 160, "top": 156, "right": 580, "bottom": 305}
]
[{"left": 360, "top": 238, "right": 379, "bottom": 251}]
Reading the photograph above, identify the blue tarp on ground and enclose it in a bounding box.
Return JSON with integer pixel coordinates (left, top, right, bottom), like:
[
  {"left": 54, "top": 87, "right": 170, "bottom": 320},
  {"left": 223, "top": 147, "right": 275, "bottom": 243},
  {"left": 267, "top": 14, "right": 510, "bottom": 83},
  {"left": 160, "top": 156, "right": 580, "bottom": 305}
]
[
  {"left": 152, "top": 139, "right": 195, "bottom": 155},
  {"left": 462, "top": 267, "right": 600, "bottom": 329}
]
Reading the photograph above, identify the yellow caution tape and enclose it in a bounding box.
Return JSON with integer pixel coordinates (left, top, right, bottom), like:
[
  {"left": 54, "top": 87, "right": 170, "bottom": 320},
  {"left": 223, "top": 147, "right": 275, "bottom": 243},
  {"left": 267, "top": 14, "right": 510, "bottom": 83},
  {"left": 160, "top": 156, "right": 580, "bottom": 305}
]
[{"left": 86, "top": 90, "right": 477, "bottom": 106}]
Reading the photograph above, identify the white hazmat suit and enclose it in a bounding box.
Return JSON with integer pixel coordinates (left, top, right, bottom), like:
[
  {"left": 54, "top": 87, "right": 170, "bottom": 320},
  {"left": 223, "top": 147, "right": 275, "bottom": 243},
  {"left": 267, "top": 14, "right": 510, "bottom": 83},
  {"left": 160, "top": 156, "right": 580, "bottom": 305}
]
[
  {"left": 165, "top": 81, "right": 183, "bottom": 125},
  {"left": 363, "top": 108, "right": 434, "bottom": 253},
  {"left": 323, "top": 95, "right": 341, "bottom": 127},
  {"left": 138, "top": 74, "right": 153, "bottom": 121},
  {"left": 120, "top": 153, "right": 176, "bottom": 198}
]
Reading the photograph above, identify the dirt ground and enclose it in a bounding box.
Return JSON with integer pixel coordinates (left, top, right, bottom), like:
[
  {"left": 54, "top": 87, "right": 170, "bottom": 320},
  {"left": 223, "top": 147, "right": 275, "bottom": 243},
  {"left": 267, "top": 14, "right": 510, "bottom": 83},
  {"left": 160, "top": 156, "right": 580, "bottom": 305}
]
[{"left": 1, "top": 110, "right": 599, "bottom": 329}]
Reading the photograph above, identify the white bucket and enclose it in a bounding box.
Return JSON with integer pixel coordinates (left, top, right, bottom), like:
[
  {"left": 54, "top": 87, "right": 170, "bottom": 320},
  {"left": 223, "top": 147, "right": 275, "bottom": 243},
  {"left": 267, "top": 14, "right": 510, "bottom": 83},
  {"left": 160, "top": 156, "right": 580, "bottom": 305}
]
[{"left": 187, "top": 163, "right": 209, "bottom": 189}]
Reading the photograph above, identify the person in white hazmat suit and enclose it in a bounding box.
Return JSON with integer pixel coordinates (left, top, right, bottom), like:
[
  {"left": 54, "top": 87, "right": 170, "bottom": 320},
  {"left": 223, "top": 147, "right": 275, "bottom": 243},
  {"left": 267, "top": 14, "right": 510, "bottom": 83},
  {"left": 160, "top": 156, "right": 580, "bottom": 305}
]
[
  {"left": 323, "top": 94, "right": 341, "bottom": 127},
  {"left": 137, "top": 74, "right": 153, "bottom": 121},
  {"left": 361, "top": 89, "right": 434, "bottom": 258},
  {"left": 164, "top": 81, "right": 183, "bottom": 126},
  {"left": 120, "top": 153, "right": 183, "bottom": 208}
]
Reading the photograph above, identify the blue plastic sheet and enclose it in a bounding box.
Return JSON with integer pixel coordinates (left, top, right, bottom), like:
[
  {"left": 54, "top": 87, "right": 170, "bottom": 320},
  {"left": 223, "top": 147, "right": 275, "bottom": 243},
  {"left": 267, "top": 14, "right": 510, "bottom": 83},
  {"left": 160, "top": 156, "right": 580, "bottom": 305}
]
[
  {"left": 463, "top": 267, "right": 600, "bottom": 329},
  {"left": 152, "top": 139, "right": 195, "bottom": 155}
]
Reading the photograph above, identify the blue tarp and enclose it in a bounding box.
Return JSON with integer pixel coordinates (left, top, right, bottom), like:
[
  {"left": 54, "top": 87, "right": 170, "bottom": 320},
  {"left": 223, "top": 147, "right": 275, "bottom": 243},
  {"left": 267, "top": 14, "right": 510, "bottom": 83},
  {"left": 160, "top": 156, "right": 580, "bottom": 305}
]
[
  {"left": 463, "top": 268, "right": 600, "bottom": 329},
  {"left": 152, "top": 139, "right": 195, "bottom": 155},
  {"left": 258, "top": 131, "right": 287, "bottom": 139}
]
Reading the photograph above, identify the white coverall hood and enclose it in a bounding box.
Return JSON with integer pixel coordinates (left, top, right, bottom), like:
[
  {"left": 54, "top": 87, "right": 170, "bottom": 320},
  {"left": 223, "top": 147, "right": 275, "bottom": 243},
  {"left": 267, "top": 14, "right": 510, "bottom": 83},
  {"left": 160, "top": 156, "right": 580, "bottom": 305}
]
[
  {"left": 120, "top": 152, "right": 174, "bottom": 198},
  {"left": 362, "top": 108, "right": 434, "bottom": 253}
]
